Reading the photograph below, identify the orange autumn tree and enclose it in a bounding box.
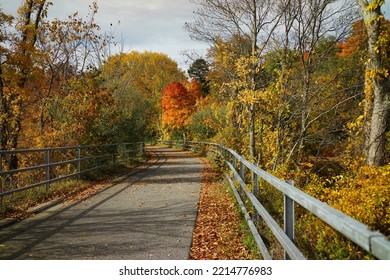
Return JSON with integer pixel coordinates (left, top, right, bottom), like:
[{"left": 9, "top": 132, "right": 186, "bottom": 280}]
[{"left": 161, "top": 79, "right": 201, "bottom": 141}]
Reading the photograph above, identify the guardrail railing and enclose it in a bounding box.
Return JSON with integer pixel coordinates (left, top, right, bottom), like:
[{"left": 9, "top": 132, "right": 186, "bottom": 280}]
[
  {"left": 177, "top": 141, "right": 390, "bottom": 260},
  {"left": 0, "top": 142, "right": 144, "bottom": 208}
]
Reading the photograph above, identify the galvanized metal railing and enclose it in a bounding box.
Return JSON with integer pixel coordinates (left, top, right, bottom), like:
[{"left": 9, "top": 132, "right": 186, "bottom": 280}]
[
  {"left": 184, "top": 141, "right": 390, "bottom": 260},
  {"left": 0, "top": 142, "right": 144, "bottom": 207}
]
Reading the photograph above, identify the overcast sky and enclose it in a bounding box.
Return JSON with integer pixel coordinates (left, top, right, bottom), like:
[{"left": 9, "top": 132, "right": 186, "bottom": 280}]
[
  {"left": 1, "top": 0, "right": 210, "bottom": 71},
  {"left": 1, "top": 0, "right": 390, "bottom": 71}
]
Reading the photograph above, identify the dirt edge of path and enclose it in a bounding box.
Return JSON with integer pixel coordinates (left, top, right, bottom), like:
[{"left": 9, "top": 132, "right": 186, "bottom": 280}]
[{"left": 189, "top": 156, "right": 261, "bottom": 260}]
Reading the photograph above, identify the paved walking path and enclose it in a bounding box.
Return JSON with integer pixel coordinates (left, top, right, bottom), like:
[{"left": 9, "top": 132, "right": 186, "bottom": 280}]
[{"left": 0, "top": 147, "right": 203, "bottom": 259}]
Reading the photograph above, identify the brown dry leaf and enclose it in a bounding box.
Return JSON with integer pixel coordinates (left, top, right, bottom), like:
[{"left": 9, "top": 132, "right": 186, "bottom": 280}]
[{"left": 189, "top": 157, "right": 254, "bottom": 260}]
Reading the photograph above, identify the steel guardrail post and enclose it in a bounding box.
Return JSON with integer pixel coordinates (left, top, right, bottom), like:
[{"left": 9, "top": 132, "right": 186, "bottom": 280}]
[
  {"left": 239, "top": 160, "right": 245, "bottom": 196},
  {"left": 0, "top": 155, "right": 2, "bottom": 211},
  {"left": 253, "top": 172, "right": 259, "bottom": 226},
  {"left": 122, "top": 144, "right": 126, "bottom": 163},
  {"left": 284, "top": 180, "right": 295, "bottom": 260},
  {"left": 45, "top": 150, "right": 50, "bottom": 192},
  {"left": 126, "top": 143, "right": 129, "bottom": 163},
  {"left": 140, "top": 142, "right": 145, "bottom": 157},
  {"left": 77, "top": 147, "right": 81, "bottom": 180}
]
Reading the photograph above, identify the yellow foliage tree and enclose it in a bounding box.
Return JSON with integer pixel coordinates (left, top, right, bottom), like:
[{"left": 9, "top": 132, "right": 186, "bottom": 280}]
[{"left": 102, "top": 51, "right": 186, "bottom": 138}]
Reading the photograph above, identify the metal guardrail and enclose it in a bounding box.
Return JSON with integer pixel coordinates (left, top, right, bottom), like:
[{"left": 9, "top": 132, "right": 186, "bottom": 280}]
[
  {"left": 184, "top": 141, "right": 390, "bottom": 260},
  {"left": 0, "top": 142, "right": 145, "bottom": 206}
]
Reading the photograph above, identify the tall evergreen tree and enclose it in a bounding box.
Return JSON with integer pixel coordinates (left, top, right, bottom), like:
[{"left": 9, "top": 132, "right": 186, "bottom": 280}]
[{"left": 188, "top": 58, "right": 210, "bottom": 97}]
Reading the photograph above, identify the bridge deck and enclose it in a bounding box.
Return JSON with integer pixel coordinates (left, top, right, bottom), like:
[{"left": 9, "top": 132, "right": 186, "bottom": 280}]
[{"left": 0, "top": 147, "right": 203, "bottom": 259}]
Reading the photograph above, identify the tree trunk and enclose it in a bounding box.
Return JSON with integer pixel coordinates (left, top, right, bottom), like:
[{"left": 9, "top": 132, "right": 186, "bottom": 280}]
[
  {"left": 2, "top": 0, "right": 47, "bottom": 170},
  {"left": 357, "top": 0, "right": 389, "bottom": 166},
  {"left": 248, "top": 103, "right": 255, "bottom": 160},
  {"left": 367, "top": 94, "right": 389, "bottom": 165},
  {"left": 299, "top": 66, "right": 310, "bottom": 161},
  {"left": 248, "top": 0, "right": 258, "bottom": 161},
  {"left": 0, "top": 66, "right": 6, "bottom": 150}
]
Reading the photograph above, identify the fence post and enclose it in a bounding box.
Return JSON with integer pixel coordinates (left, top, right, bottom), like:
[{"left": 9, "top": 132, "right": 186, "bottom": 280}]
[
  {"left": 239, "top": 161, "right": 245, "bottom": 179},
  {"left": 45, "top": 150, "right": 50, "bottom": 192},
  {"left": 125, "top": 144, "right": 129, "bottom": 163},
  {"left": 77, "top": 147, "right": 81, "bottom": 180},
  {"left": 253, "top": 172, "right": 259, "bottom": 224},
  {"left": 239, "top": 160, "right": 245, "bottom": 195},
  {"left": 140, "top": 142, "right": 144, "bottom": 157},
  {"left": 121, "top": 144, "right": 127, "bottom": 163},
  {"left": 284, "top": 180, "right": 295, "bottom": 260},
  {"left": 0, "top": 156, "right": 2, "bottom": 211}
]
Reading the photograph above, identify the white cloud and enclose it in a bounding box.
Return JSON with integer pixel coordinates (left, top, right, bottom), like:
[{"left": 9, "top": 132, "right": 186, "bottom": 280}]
[
  {"left": 1, "top": 0, "right": 208, "bottom": 70},
  {"left": 91, "top": 0, "right": 208, "bottom": 69}
]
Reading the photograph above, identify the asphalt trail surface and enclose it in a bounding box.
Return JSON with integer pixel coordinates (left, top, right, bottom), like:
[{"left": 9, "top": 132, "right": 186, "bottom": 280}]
[{"left": 0, "top": 147, "right": 203, "bottom": 259}]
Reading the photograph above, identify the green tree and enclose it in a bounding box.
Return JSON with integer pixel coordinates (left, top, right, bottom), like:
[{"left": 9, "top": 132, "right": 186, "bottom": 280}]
[{"left": 188, "top": 58, "right": 210, "bottom": 96}]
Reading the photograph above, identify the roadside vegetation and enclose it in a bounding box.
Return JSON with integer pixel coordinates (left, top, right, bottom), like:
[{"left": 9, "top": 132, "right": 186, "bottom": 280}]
[{"left": 1, "top": 1, "right": 389, "bottom": 259}]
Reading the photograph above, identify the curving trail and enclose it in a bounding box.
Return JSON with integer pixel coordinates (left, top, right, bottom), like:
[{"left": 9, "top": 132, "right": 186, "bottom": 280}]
[{"left": 0, "top": 146, "right": 203, "bottom": 260}]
